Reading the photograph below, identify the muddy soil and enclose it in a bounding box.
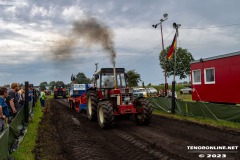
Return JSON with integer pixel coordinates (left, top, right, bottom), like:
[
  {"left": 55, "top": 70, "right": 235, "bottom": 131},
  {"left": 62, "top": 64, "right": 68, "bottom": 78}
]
[{"left": 34, "top": 99, "right": 240, "bottom": 160}]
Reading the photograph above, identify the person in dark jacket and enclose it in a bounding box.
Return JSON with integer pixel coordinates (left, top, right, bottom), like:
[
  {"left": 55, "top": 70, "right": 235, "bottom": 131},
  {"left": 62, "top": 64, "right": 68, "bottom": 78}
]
[
  {"left": 0, "top": 87, "right": 9, "bottom": 132},
  {"left": 6, "top": 83, "right": 19, "bottom": 122}
]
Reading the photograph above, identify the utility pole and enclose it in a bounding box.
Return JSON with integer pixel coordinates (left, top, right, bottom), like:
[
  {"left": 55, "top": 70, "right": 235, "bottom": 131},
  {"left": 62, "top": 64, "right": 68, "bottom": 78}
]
[
  {"left": 95, "top": 63, "right": 98, "bottom": 72},
  {"left": 171, "top": 22, "right": 181, "bottom": 114},
  {"left": 152, "top": 13, "right": 168, "bottom": 96}
]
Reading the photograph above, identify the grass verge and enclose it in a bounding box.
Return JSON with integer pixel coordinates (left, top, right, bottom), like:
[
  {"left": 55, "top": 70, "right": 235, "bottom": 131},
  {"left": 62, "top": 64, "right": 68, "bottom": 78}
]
[
  {"left": 154, "top": 110, "right": 240, "bottom": 132},
  {"left": 11, "top": 101, "right": 43, "bottom": 160}
]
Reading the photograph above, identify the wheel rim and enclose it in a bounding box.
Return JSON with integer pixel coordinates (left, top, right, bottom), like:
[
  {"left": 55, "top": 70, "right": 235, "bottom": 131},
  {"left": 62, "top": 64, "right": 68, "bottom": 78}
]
[
  {"left": 99, "top": 106, "right": 104, "bottom": 124},
  {"left": 88, "top": 98, "right": 92, "bottom": 115},
  {"left": 137, "top": 103, "right": 145, "bottom": 121},
  {"left": 137, "top": 114, "right": 143, "bottom": 119}
]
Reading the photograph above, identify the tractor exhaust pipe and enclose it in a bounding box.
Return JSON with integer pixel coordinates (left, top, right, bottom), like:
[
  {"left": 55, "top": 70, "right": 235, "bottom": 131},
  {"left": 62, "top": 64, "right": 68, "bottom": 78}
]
[{"left": 113, "top": 64, "right": 117, "bottom": 89}]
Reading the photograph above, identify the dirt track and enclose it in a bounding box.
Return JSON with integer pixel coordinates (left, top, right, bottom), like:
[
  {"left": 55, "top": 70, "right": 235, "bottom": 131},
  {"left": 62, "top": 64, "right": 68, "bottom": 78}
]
[{"left": 34, "top": 99, "right": 240, "bottom": 160}]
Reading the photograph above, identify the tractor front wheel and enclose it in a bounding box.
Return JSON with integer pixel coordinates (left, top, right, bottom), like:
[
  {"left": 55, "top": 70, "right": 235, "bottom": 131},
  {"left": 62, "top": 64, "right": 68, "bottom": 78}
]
[
  {"left": 87, "top": 91, "right": 98, "bottom": 121},
  {"left": 97, "top": 101, "right": 114, "bottom": 129},
  {"left": 134, "top": 98, "right": 153, "bottom": 125}
]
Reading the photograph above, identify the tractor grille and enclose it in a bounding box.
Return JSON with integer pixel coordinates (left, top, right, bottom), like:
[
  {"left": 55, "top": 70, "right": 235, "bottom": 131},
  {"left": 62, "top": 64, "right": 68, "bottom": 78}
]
[{"left": 121, "top": 93, "right": 133, "bottom": 103}]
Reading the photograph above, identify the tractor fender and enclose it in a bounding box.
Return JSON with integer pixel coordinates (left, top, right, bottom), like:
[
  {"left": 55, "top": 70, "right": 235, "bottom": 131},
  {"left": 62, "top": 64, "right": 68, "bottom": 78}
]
[
  {"left": 133, "top": 97, "right": 145, "bottom": 106},
  {"left": 87, "top": 88, "right": 96, "bottom": 92}
]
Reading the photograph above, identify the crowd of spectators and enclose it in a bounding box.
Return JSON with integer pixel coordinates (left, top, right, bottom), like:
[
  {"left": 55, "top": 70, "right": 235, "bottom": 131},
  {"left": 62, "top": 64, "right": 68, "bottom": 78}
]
[{"left": 0, "top": 83, "right": 34, "bottom": 133}]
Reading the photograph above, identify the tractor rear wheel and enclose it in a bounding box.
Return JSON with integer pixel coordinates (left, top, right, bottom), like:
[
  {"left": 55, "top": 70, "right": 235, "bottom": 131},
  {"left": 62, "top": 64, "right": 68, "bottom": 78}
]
[
  {"left": 134, "top": 98, "right": 153, "bottom": 125},
  {"left": 87, "top": 91, "right": 98, "bottom": 121},
  {"left": 97, "top": 101, "right": 114, "bottom": 129}
]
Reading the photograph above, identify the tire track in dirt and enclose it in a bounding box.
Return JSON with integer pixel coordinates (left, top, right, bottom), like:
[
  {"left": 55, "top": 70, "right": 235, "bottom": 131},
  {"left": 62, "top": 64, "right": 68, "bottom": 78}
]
[
  {"left": 37, "top": 99, "right": 163, "bottom": 160},
  {"left": 112, "top": 129, "right": 175, "bottom": 160},
  {"left": 52, "top": 101, "right": 110, "bottom": 160},
  {"left": 58, "top": 99, "right": 240, "bottom": 160},
  {"left": 55, "top": 99, "right": 176, "bottom": 159},
  {"left": 35, "top": 99, "right": 240, "bottom": 160}
]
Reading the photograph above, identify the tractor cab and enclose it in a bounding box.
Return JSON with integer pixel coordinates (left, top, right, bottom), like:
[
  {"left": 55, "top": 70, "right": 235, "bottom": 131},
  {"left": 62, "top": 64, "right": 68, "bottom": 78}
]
[
  {"left": 94, "top": 68, "right": 127, "bottom": 89},
  {"left": 94, "top": 68, "right": 132, "bottom": 101}
]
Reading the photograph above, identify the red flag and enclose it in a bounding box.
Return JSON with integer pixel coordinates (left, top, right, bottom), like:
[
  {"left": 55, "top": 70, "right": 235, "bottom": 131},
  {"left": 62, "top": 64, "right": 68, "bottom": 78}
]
[{"left": 167, "top": 33, "right": 177, "bottom": 60}]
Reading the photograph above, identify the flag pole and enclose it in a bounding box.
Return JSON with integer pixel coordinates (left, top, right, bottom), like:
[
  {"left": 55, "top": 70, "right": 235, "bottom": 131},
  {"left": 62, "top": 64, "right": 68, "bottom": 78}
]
[
  {"left": 171, "top": 22, "right": 181, "bottom": 114},
  {"left": 173, "top": 37, "right": 177, "bottom": 82}
]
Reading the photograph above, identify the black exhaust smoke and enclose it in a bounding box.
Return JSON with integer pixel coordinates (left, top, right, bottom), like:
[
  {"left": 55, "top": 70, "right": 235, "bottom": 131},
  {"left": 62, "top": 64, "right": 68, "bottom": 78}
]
[
  {"left": 51, "top": 17, "right": 116, "bottom": 66},
  {"left": 73, "top": 17, "right": 116, "bottom": 66}
]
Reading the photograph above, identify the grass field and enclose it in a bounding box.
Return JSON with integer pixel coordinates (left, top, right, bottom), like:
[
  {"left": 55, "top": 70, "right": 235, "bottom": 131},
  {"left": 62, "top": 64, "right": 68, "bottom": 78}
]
[
  {"left": 177, "top": 91, "right": 192, "bottom": 101},
  {"left": 149, "top": 84, "right": 193, "bottom": 102},
  {"left": 11, "top": 101, "right": 44, "bottom": 160}
]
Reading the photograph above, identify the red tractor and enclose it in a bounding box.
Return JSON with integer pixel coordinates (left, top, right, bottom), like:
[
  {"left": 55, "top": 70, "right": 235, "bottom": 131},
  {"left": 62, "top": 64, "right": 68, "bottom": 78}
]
[
  {"left": 87, "top": 68, "right": 153, "bottom": 129},
  {"left": 54, "top": 85, "right": 67, "bottom": 99}
]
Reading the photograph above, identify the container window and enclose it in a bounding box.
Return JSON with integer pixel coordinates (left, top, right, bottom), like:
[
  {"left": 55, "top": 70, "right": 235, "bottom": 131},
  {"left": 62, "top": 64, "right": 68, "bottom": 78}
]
[
  {"left": 192, "top": 70, "right": 201, "bottom": 84},
  {"left": 204, "top": 68, "right": 215, "bottom": 84}
]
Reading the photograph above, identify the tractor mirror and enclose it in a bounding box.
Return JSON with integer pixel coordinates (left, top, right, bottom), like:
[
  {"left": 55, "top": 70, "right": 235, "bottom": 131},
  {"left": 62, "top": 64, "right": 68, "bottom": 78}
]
[{"left": 95, "top": 74, "right": 99, "bottom": 80}]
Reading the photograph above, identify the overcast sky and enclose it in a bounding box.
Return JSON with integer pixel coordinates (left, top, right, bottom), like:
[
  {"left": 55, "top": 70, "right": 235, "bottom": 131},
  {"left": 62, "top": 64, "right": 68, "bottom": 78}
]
[{"left": 0, "top": 0, "right": 240, "bottom": 86}]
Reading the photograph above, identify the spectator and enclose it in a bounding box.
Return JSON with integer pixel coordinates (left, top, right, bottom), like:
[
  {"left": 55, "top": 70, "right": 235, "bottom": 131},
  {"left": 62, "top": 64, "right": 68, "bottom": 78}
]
[
  {"left": 166, "top": 89, "right": 171, "bottom": 97},
  {"left": 0, "top": 87, "right": 9, "bottom": 132},
  {"left": 158, "top": 89, "right": 164, "bottom": 97},
  {"left": 6, "top": 83, "right": 19, "bottom": 122},
  {"left": 40, "top": 88, "right": 46, "bottom": 112},
  {"left": 27, "top": 87, "right": 34, "bottom": 115},
  {"left": 18, "top": 85, "right": 25, "bottom": 107},
  {"left": 166, "top": 90, "right": 177, "bottom": 99},
  {"left": 28, "top": 87, "right": 33, "bottom": 102}
]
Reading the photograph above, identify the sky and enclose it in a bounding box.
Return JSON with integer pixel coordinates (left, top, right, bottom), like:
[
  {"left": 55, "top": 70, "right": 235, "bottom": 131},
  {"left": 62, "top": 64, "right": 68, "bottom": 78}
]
[{"left": 0, "top": 0, "right": 240, "bottom": 86}]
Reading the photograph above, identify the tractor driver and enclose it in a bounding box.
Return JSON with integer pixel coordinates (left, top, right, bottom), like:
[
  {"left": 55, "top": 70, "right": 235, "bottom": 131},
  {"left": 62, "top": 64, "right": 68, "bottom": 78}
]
[
  {"left": 104, "top": 78, "right": 113, "bottom": 88},
  {"left": 105, "top": 79, "right": 110, "bottom": 88}
]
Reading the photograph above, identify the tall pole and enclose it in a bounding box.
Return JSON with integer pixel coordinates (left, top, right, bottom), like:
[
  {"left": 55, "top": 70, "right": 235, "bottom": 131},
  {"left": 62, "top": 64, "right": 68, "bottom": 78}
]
[
  {"left": 160, "top": 23, "right": 168, "bottom": 96},
  {"left": 24, "top": 81, "right": 29, "bottom": 123},
  {"left": 152, "top": 13, "right": 168, "bottom": 96},
  {"left": 173, "top": 24, "right": 180, "bottom": 82},
  {"left": 171, "top": 22, "right": 181, "bottom": 114},
  {"left": 171, "top": 38, "right": 177, "bottom": 114}
]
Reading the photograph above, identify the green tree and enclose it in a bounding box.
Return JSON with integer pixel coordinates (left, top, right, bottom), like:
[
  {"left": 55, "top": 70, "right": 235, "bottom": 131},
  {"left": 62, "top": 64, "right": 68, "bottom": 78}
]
[
  {"left": 126, "top": 70, "right": 141, "bottom": 87},
  {"left": 39, "top": 81, "right": 48, "bottom": 90},
  {"left": 55, "top": 81, "right": 65, "bottom": 87},
  {"left": 75, "top": 72, "right": 91, "bottom": 84},
  {"left": 159, "top": 46, "right": 194, "bottom": 79},
  {"left": 49, "top": 81, "right": 56, "bottom": 90}
]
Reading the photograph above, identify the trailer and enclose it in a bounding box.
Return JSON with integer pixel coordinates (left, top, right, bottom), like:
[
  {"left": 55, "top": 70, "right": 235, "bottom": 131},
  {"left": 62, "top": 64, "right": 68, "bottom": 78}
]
[
  {"left": 68, "top": 84, "right": 93, "bottom": 112},
  {"left": 190, "top": 51, "right": 240, "bottom": 104}
]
